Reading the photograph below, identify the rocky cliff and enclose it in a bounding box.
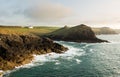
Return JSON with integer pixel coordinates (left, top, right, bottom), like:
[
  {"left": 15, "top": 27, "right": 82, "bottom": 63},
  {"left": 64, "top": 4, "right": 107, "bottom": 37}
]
[
  {"left": 0, "top": 34, "right": 68, "bottom": 70},
  {"left": 43, "top": 24, "right": 108, "bottom": 43}
]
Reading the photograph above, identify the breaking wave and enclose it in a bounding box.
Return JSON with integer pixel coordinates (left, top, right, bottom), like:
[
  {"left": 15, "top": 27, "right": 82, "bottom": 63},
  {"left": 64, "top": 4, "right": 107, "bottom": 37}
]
[{"left": 3, "top": 41, "right": 86, "bottom": 77}]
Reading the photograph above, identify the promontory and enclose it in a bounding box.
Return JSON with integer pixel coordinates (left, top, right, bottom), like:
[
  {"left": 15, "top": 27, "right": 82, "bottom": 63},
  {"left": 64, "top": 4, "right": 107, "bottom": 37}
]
[
  {"left": 43, "top": 24, "right": 108, "bottom": 43},
  {"left": 0, "top": 34, "right": 68, "bottom": 71}
]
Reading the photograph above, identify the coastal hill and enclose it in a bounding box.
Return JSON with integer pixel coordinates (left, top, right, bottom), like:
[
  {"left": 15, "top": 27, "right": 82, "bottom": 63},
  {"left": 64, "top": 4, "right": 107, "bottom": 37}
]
[
  {"left": 92, "top": 27, "right": 117, "bottom": 35},
  {"left": 43, "top": 24, "right": 108, "bottom": 43},
  {"left": 0, "top": 25, "right": 59, "bottom": 35},
  {"left": 114, "top": 29, "right": 120, "bottom": 34},
  {"left": 0, "top": 34, "right": 68, "bottom": 70}
]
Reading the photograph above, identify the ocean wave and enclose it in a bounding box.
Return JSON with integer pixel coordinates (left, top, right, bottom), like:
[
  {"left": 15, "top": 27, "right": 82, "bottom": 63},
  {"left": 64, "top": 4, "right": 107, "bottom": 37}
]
[
  {"left": 55, "top": 61, "right": 61, "bottom": 65},
  {"left": 75, "top": 59, "right": 81, "bottom": 64},
  {"left": 3, "top": 42, "right": 85, "bottom": 77}
]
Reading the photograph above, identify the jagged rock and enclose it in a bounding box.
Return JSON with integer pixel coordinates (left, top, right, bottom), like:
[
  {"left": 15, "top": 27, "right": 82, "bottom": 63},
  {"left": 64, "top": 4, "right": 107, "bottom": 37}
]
[
  {"left": 43, "top": 24, "right": 108, "bottom": 43},
  {"left": 0, "top": 34, "right": 68, "bottom": 70}
]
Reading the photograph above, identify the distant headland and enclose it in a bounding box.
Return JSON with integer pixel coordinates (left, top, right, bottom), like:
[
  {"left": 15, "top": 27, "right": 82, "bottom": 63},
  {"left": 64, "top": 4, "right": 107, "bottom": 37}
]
[
  {"left": 92, "top": 27, "right": 117, "bottom": 35},
  {"left": 43, "top": 24, "right": 108, "bottom": 43}
]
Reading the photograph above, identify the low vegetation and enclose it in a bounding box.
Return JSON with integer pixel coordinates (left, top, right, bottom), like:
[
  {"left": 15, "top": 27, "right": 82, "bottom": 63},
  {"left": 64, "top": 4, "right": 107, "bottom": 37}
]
[
  {"left": 0, "top": 26, "right": 118, "bottom": 35},
  {"left": 0, "top": 26, "right": 59, "bottom": 35}
]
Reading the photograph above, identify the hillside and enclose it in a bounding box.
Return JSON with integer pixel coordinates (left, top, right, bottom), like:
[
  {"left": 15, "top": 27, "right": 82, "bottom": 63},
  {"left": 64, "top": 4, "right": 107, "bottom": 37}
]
[
  {"left": 114, "top": 29, "right": 120, "bottom": 34},
  {"left": 0, "top": 26, "right": 59, "bottom": 35},
  {"left": 43, "top": 24, "right": 108, "bottom": 43},
  {"left": 92, "top": 27, "right": 117, "bottom": 35}
]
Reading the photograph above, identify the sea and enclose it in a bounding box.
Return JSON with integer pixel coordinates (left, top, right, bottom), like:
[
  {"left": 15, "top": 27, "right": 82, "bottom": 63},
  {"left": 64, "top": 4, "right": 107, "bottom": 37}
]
[{"left": 3, "top": 34, "right": 120, "bottom": 77}]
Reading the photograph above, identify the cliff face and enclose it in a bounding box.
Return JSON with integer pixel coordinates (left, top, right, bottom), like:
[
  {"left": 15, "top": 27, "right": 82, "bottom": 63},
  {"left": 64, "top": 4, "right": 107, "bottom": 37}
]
[
  {"left": 0, "top": 34, "right": 68, "bottom": 70},
  {"left": 43, "top": 24, "right": 108, "bottom": 43}
]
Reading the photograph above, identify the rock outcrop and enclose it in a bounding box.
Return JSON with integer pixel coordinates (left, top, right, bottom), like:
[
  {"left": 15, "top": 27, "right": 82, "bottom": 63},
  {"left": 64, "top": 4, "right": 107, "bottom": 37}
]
[
  {"left": 43, "top": 24, "right": 108, "bottom": 43},
  {"left": 0, "top": 34, "right": 68, "bottom": 70}
]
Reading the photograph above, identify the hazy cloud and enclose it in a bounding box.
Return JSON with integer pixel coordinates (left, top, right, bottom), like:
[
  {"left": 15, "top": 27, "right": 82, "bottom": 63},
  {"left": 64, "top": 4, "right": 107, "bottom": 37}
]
[
  {"left": 24, "top": 1, "right": 72, "bottom": 22},
  {"left": 0, "top": 0, "right": 120, "bottom": 28},
  {"left": 0, "top": 0, "right": 73, "bottom": 25}
]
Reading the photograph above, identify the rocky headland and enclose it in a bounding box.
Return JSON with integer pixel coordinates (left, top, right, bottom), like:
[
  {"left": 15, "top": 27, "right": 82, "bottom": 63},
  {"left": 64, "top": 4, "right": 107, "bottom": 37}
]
[
  {"left": 43, "top": 24, "right": 108, "bottom": 43},
  {"left": 0, "top": 34, "right": 68, "bottom": 71},
  {"left": 92, "top": 27, "right": 117, "bottom": 35}
]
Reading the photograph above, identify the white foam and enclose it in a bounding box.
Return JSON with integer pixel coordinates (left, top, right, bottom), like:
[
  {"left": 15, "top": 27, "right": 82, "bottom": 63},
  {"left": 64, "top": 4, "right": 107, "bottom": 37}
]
[
  {"left": 3, "top": 41, "right": 86, "bottom": 76},
  {"left": 0, "top": 70, "right": 4, "bottom": 77},
  {"left": 75, "top": 59, "right": 81, "bottom": 64},
  {"left": 16, "top": 44, "right": 85, "bottom": 69},
  {"left": 0, "top": 70, "right": 3, "bottom": 73},
  {"left": 55, "top": 61, "right": 61, "bottom": 65}
]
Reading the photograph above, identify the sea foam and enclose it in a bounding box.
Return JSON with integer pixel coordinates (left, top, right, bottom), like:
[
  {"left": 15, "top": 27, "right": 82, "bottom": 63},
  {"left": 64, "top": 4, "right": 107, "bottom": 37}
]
[{"left": 3, "top": 41, "right": 85, "bottom": 76}]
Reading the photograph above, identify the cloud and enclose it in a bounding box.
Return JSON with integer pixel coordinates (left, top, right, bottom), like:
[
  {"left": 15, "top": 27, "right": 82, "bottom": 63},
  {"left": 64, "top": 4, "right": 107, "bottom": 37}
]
[
  {"left": 0, "top": 0, "right": 73, "bottom": 25},
  {"left": 24, "top": 1, "right": 72, "bottom": 22}
]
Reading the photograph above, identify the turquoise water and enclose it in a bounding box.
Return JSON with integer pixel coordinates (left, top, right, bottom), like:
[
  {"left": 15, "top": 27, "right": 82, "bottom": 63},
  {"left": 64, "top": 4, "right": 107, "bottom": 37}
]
[{"left": 4, "top": 35, "right": 120, "bottom": 77}]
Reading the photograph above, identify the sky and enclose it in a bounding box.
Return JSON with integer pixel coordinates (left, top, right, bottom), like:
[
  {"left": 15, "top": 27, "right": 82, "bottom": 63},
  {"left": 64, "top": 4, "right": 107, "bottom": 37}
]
[{"left": 0, "top": 0, "right": 120, "bottom": 28}]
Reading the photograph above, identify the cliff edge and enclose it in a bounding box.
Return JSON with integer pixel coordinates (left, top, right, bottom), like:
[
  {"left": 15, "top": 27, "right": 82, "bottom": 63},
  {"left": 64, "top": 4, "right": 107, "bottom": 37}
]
[{"left": 0, "top": 34, "right": 68, "bottom": 71}]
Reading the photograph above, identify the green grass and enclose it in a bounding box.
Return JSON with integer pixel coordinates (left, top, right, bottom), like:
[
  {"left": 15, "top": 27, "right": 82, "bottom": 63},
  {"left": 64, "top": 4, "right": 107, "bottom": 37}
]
[{"left": 0, "top": 26, "right": 59, "bottom": 35}]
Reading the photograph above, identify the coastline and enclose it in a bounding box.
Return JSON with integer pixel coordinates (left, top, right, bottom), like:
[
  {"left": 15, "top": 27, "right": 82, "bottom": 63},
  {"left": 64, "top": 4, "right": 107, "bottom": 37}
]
[
  {"left": 0, "top": 34, "right": 68, "bottom": 72},
  {"left": 1, "top": 52, "right": 69, "bottom": 77},
  {"left": 0, "top": 70, "right": 3, "bottom": 77},
  {"left": 0, "top": 25, "right": 110, "bottom": 77},
  {"left": 1, "top": 52, "right": 67, "bottom": 77},
  {"left": 1, "top": 41, "right": 82, "bottom": 77},
  {"left": 1, "top": 40, "right": 89, "bottom": 77}
]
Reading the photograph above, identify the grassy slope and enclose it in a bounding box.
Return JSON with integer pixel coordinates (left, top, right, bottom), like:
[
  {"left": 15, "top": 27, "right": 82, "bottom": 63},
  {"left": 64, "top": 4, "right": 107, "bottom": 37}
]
[
  {"left": 0, "top": 26, "right": 59, "bottom": 35},
  {"left": 0, "top": 26, "right": 118, "bottom": 36}
]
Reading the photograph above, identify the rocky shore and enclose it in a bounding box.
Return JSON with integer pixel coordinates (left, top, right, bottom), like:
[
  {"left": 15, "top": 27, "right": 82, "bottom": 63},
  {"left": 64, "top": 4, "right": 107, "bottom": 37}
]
[
  {"left": 0, "top": 71, "right": 3, "bottom": 77},
  {"left": 0, "top": 34, "right": 68, "bottom": 71},
  {"left": 43, "top": 24, "right": 108, "bottom": 43}
]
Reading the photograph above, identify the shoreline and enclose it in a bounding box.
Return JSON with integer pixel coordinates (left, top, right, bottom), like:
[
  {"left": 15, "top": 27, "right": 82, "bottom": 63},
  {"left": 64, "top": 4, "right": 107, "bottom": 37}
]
[
  {"left": 0, "top": 34, "right": 68, "bottom": 72},
  {"left": 1, "top": 51, "right": 68, "bottom": 77},
  {"left": 0, "top": 55, "right": 34, "bottom": 77},
  {"left": 1, "top": 52, "right": 60, "bottom": 77},
  {"left": 1, "top": 39, "right": 113, "bottom": 77},
  {"left": 1, "top": 40, "right": 87, "bottom": 77},
  {"left": 0, "top": 70, "right": 3, "bottom": 77}
]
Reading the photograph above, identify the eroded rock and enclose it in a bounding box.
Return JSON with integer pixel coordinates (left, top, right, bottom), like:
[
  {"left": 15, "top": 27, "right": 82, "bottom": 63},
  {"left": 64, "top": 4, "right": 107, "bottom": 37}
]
[{"left": 0, "top": 34, "right": 68, "bottom": 70}]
